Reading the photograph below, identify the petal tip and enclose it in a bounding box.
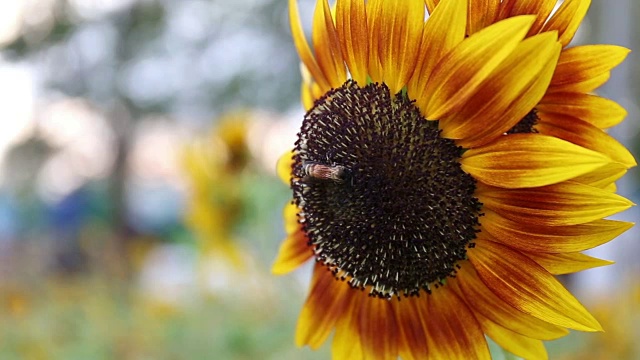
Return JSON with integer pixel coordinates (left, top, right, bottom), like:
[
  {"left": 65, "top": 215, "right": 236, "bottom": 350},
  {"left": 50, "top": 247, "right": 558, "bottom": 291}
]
[
  {"left": 271, "top": 262, "right": 291, "bottom": 275},
  {"left": 277, "top": 151, "right": 295, "bottom": 185}
]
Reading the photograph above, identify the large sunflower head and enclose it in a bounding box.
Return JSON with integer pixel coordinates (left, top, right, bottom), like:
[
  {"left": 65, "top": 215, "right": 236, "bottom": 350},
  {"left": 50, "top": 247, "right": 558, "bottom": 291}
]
[{"left": 273, "top": 0, "right": 635, "bottom": 358}]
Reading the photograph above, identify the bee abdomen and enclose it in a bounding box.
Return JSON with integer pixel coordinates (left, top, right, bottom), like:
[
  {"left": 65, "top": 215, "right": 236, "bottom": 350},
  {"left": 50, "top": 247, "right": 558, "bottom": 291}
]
[{"left": 302, "top": 161, "right": 349, "bottom": 183}]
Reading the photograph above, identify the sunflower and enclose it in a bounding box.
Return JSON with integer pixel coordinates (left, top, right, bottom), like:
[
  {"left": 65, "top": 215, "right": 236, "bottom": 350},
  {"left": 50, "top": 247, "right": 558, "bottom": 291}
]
[
  {"left": 273, "top": 0, "right": 635, "bottom": 359},
  {"left": 424, "top": 0, "right": 635, "bottom": 183}
]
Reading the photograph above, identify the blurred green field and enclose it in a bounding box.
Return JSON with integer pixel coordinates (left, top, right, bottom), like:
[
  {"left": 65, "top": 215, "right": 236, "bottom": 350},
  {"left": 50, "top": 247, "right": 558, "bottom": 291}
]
[{"left": 0, "top": 271, "right": 637, "bottom": 359}]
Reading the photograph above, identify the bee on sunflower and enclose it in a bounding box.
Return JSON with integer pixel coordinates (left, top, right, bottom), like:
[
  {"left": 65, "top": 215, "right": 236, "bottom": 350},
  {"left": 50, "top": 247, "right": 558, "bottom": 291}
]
[{"left": 273, "top": 0, "right": 635, "bottom": 359}]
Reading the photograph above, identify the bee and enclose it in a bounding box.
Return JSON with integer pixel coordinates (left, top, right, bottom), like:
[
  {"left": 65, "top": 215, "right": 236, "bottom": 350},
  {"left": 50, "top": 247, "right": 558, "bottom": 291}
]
[{"left": 302, "top": 161, "right": 349, "bottom": 184}]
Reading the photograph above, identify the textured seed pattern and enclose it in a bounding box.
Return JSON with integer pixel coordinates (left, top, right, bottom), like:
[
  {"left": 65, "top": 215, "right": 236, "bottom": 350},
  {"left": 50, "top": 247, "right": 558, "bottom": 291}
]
[{"left": 292, "top": 81, "right": 481, "bottom": 299}]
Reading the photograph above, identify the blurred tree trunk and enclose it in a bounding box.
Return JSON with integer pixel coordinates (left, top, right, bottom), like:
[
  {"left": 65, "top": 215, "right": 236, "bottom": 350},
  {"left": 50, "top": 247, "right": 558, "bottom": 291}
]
[{"left": 107, "top": 102, "right": 134, "bottom": 280}]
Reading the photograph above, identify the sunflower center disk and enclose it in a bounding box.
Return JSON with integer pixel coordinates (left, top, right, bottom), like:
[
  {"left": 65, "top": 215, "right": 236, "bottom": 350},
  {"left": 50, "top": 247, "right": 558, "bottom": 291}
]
[{"left": 293, "top": 81, "right": 481, "bottom": 299}]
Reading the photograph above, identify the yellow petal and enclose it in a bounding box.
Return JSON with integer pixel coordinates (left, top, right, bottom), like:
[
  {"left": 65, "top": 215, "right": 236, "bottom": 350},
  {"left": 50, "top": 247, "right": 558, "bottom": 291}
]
[
  {"left": 505, "top": 0, "right": 557, "bottom": 35},
  {"left": 358, "top": 295, "right": 399, "bottom": 359},
  {"left": 366, "top": 0, "right": 384, "bottom": 83},
  {"left": 424, "top": 0, "right": 439, "bottom": 14},
  {"left": 296, "top": 263, "right": 349, "bottom": 348},
  {"left": 548, "top": 45, "right": 630, "bottom": 93},
  {"left": 283, "top": 201, "right": 300, "bottom": 234},
  {"left": 300, "top": 63, "right": 324, "bottom": 107},
  {"left": 310, "top": 81, "right": 325, "bottom": 100},
  {"left": 271, "top": 227, "right": 311, "bottom": 275},
  {"left": 476, "top": 181, "right": 634, "bottom": 226},
  {"left": 440, "top": 31, "right": 561, "bottom": 146},
  {"left": 525, "top": 251, "right": 614, "bottom": 275},
  {"left": 538, "top": 92, "right": 628, "bottom": 129},
  {"left": 542, "top": 0, "right": 591, "bottom": 47},
  {"left": 336, "top": 0, "right": 369, "bottom": 85},
  {"left": 571, "top": 162, "right": 627, "bottom": 189},
  {"left": 469, "top": 238, "right": 603, "bottom": 331},
  {"left": 427, "top": 285, "right": 491, "bottom": 360},
  {"left": 536, "top": 113, "right": 636, "bottom": 167},
  {"left": 467, "top": 0, "right": 500, "bottom": 35},
  {"left": 475, "top": 312, "right": 549, "bottom": 360},
  {"left": 408, "top": 0, "right": 467, "bottom": 99},
  {"left": 276, "top": 150, "right": 294, "bottom": 185},
  {"left": 332, "top": 292, "right": 365, "bottom": 359},
  {"left": 553, "top": 72, "right": 611, "bottom": 94},
  {"left": 375, "top": 0, "right": 425, "bottom": 94},
  {"left": 461, "top": 134, "right": 615, "bottom": 188},
  {"left": 392, "top": 298, "right": 429, "bottom": 360},
  {"left": 419, "top": 16, "right": 535, "bottom": 120},
  {"left": 301, "top": 82, "right": 315, "bottom": 111},
  {"left": 496, "top": 0, "right": 514, "bottom": 20},
  {"left": 289, "top": 0, "right": 331, "bottom": 91},
  {"left": 453, "top": 262, "right": 569, "bottom": 340},
  {"left": 603, "top": 182, "right": 616, "bottom": 192},
  {"left": 311, "top": 0, "right": 347, "bottom": 88},
  {"left": 458, "top": 45, "right": 558, "bottom": 148},
  {"left": 272, "top": 202, "right": 310, "bottom": 275},
  {"left": 480, "top": 209, "right": 634, "bottom": 253}
]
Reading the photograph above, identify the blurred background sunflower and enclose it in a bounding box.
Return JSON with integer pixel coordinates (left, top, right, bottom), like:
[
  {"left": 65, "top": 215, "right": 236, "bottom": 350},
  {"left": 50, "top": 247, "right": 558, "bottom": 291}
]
[{"left": 0, "top": 0, "right": 637, "bottom": 359}]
